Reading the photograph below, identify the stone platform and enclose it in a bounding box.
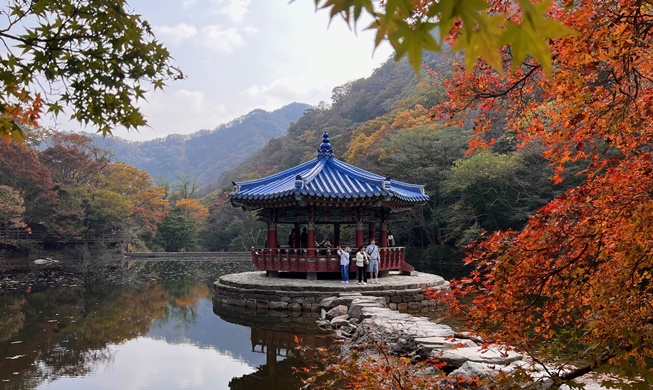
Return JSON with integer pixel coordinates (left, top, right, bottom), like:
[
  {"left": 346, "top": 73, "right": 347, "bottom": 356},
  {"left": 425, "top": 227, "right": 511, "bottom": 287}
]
[{"left": 213, "top": 271, "right": 449, "bottom": 312}]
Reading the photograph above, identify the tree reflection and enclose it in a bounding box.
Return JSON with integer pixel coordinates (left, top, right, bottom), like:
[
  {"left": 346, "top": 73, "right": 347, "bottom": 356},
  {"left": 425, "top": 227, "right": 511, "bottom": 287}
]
[{"left": 0, "top": 261, "right": 216, "bottom": 390}]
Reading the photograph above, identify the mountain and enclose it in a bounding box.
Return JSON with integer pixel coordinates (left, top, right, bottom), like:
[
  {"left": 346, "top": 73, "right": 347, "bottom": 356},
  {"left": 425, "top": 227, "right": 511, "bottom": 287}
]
[
  {"left": 202, "top": 51, "right": 452, "bottom": 196},
  {"left": 88, "top": 102, "right": 312, "bottom": 186}
]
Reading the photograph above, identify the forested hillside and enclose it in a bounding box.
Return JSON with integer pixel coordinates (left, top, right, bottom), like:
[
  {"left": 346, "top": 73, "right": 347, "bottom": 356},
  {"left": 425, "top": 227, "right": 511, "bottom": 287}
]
[
  {"left": 89, "top": 103, "right": 311, "bottom": 186},
  {"left": 203, "top": 52, "right": 580, "bottom": 259}
]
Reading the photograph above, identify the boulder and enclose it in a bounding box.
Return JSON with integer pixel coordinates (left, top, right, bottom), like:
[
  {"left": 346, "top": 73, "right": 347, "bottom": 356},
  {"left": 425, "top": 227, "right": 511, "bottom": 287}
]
[
  {"left": 330, "top": 314, "right": 350, "bottom": 328},
  {"left": 448, "top": 361, "right": 513, "bottom": 380},
  {"left": 436, "top": 346, "right": 522, "bottom": 368},
  {"left": 326, "top": 305, "right": 349, "bottom": 320},
  {"left": 348, "top": 297, "right": 386, "bottom": 320},
  {"left": 414, "top": 336, "right": 478, "bottom": 353},
  {"left": 269, "top": 301, "right": 288, "bottom": 310},
  {"left": 320, "top": 293, "right": 363, "bottom": 311}
]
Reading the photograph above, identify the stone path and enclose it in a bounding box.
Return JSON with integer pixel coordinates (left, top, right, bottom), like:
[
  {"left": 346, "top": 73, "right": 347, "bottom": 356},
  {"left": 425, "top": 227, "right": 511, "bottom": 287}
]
[{"left": 318, "top": 294, "right": 610, "bottom": 390}]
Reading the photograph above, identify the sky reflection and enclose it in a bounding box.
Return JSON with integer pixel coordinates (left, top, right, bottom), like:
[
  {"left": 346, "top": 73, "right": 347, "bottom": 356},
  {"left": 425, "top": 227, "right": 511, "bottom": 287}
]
[{"left": 37, "top": 337, "right": 256, "bottom": 390}]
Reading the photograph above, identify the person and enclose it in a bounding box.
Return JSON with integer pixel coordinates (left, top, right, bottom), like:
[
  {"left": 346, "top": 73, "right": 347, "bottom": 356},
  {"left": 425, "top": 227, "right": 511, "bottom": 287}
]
[
  {"left": 387, "top": 230, "right": 395, "bottom": 247},
  {"left": 288, "top": 228, "right": 297, "bottom": 254},
  {"left": 366, "top": 238, "right": 380, "bottom": 284},
  {"left": 319, "top": 236, "right": 332, "bottom": 254},
  {"left": 355, "top": 245, "right": 369, "bottom": 285},
  {"left": 300, "top": 228, "right": 308, "bottom": 249},
  {"left": 337, "top": 246, "right": 350, "bottom": 284}
]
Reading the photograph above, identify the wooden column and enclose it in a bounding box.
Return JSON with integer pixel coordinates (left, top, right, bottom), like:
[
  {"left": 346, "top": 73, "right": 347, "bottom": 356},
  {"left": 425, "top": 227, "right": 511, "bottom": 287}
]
[
  {"left": 269, "top": 222, "right": 277, "bottom": 254},
  {"left": 307, "top": 221, "right": 316, "bottom": 256},
  {"left": 294, "top": 222, "right": 300, "bottom": 248},
  {"left": 355, "top": 221, "right": 364, "bottom": 249},
  {"left": 368, "top": 222, "right": 376, "bottom": 244},
  {"left": 380, "top": 222, "right": 388, "bottom": 247},
  {"left": 333, "top": 222, "right": 340, "bottom": 247}
]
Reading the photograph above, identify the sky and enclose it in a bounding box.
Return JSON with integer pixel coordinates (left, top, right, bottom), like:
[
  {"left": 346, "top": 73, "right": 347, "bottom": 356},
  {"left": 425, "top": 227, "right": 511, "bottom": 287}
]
[{"left": 55, "top": 0, "right": 394, "bottom": 141}]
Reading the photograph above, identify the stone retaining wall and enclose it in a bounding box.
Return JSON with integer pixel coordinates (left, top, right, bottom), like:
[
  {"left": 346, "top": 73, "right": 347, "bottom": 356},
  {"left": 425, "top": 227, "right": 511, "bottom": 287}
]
[{"left": 213, "top": 283, "right": 440, "bottom": 313}]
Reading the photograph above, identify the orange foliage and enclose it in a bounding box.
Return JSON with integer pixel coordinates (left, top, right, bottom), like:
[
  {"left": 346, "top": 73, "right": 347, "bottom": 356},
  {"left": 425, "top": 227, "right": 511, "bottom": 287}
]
[
  {"left": 344, "top": 106, "right": 433, "bottom": 163},
  {"left": 433, "top": 0, "right": 653, "bottom": 385},
  {"left": 104, "top": 162, "right": 167, "bottom": 232},
  {"left": 175, "top": 198, "right": 209, "bottom": 221}
]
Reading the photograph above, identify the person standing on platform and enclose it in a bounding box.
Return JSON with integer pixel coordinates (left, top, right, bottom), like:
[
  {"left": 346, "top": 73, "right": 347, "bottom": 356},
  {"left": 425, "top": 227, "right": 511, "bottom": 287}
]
[
  {"left": 355, "top": 246, "right": 368, "bottom": 285},
  {"left": 337, "top": 246, "right": 350, "bottom": 283},
  {"left": 288, "top": 228, "right": 297, "bottom": 254},
  {"left": 300, "top": 228, "right": 308, "bottom": 249},
  {"left": 387, "top": 230, "right": 395, "bottom": 247},
  {"left": 366, "top": 239, "right": 380, "bottom": 283}
]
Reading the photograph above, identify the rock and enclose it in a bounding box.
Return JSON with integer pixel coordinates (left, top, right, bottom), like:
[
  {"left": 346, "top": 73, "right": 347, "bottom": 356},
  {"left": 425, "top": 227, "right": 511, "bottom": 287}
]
[
  {"left": 269, "top": 301, "right": 288, "bottom": 310},
  {"left": 326, "top": 305, "right": 348, "bottom": 320},
  {"left": 414, "top": 336, "right": 478, "bottom": 353},
  {"left": 33, "top": 259, "right": 59, "bottom": 265},
  {"left": 436, "top": 346, "right": 522, "bottom": 369},
  {"left": 348, "top": 297, "right": 386, "bottom": 320},
  {"left": 448, "top": 361, "right": 513, "bottom": 380},
  {"left": 288, "top": 302, "right": 302, "bottom": 311},
  {"left": 330, "top": 315, "right": 350, "bottom": 328},
  {"left": 320, "top": 293, "right": 362, "bottom": 311},
  {"left": 315, "top": 319, "right": 331, "bottom": 330},
  {"left": 319, "top": 296, "right": 337, "bottom": 310}
]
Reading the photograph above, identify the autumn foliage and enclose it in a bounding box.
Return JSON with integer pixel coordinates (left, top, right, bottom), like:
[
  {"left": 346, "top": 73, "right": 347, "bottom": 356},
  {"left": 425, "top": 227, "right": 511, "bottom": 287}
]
[{"left": 428, "top": 0, "right": 653, "bottom": 386}]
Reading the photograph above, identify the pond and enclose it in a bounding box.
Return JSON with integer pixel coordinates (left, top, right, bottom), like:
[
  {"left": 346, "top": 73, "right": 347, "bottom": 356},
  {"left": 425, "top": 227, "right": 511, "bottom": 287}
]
[{"left": 0, "top": 255, "right": 468, "bottom": 390}]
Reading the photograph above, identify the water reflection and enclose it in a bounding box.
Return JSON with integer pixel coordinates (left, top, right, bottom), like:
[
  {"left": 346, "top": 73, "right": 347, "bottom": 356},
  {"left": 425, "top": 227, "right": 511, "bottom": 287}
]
[
  {"left": 0, "top": 256, "right": 466, "bottom": 390},
  {"left": 0, "top": 259, "right": 318, "bottom": 390}
]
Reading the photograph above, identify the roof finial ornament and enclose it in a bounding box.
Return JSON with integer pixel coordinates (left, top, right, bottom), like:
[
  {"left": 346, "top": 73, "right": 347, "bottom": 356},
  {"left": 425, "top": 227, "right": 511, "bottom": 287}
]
[{"left": 316, "top": 132, "right": 334, "bottom": 159}]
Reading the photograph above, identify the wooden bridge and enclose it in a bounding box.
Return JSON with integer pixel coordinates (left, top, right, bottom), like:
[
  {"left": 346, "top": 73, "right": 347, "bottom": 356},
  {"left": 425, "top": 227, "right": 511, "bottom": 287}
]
[
  {"left": 0, "top": 227, "right": 130, "bottom": 245},
  {"left": 125, "top": 252, "right": 251, "bottom": 260}
]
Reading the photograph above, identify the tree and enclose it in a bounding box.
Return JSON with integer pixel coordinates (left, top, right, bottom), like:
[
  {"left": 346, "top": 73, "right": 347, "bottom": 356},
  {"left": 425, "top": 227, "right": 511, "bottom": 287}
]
[
  {"left": 171, "top": 174, "right": 200, "bottom": 200},
  {"left": 0, "top": 0, "right": 182, "bottom": 143},
  {"left": 312, "top": 0, "right": 653, "bottom": 387},
  {"left": 39, "top": 133, "right": 109, "bottom": 188},
  {"left": 157, "top": 208, "right": 199, "bottom": 252},
  {"left": 0, "top": 185, "right": 25, "bottom": 227},
  {"left": 418, "top": 0, "right": 653, "bottom": 387},
  {"left": 85, "top": 188, "right": 131, "bottom": 235},
  {"left": 102, "top": 162, "right": 167, "bottom": 235},
  {"left": 38, "top": 133, "right": 111, "bottom": 238},
  {"left": 175, "top": 198, "right": 209, "bottom": 222},
  {"left": 311, "top": 0, "right": 573, "bottom": 74},
  {"left": 0, "top": 140, "right": 56, "bottom": 223}
]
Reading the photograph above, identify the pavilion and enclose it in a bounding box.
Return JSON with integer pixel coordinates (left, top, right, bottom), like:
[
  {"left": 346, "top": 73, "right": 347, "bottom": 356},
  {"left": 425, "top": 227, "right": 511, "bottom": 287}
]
[{"left": 229, "top": 132, "right": 429, "bottom": 279}]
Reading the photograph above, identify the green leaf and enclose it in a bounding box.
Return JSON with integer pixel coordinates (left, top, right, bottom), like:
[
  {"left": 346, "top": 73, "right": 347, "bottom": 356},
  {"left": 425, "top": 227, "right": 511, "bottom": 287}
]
[{"left": 452, "top": 14, "right": 505, "bottom": 73}]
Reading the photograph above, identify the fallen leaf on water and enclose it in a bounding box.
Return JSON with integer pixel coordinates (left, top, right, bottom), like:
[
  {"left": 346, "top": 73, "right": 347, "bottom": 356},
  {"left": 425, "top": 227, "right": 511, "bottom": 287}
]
[{"left": 6, "top": 355, "right": 26, "bottom": 360}]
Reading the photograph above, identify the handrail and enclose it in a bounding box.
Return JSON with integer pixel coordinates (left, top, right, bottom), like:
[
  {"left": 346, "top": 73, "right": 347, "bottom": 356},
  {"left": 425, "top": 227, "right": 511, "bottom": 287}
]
[{"left": 250, "top": 246, "right": 407, "bottom": 272}]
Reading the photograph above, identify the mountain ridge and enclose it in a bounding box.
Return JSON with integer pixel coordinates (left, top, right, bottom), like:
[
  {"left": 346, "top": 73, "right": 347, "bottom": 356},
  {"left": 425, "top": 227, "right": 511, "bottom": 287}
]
[{"left": 88, "top": 102, "right": 312, "bottom": 186}]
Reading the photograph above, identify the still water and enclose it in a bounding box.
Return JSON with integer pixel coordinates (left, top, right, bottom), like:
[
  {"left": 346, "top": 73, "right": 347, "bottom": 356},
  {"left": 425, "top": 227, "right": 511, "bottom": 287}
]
[{"left": 0, "top": 256, "right": 467, "bottom": 390}]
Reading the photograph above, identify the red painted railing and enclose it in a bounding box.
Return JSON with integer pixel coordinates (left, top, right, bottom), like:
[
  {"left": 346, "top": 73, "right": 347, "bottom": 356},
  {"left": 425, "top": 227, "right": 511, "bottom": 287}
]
[{"left": 250, "top": 247, "right": 412, "bottom": 273}]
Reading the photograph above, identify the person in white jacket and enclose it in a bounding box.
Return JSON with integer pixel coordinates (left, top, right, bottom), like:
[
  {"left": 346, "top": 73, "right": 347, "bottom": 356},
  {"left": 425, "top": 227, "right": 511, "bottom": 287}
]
[{"left": 355, "top": 246, "right": 368, "bottom": 285}]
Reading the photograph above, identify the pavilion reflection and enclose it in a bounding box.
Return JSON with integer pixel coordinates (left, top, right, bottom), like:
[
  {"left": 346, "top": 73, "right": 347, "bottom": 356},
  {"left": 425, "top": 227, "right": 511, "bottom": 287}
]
[{"left": 213, "top": 303, "right": 334, "bottom": 389}]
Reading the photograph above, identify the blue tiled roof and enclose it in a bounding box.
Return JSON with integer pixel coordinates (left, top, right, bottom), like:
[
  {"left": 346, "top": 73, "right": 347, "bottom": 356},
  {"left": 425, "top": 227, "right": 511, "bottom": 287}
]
[{"left": 230, "top": 132, "right": 429, "bottom": 205}]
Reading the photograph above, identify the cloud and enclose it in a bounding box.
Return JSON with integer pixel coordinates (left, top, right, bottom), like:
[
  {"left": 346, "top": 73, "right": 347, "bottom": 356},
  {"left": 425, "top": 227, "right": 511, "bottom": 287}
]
[
  {"left": 109, "top": 89, "right": 230, "bottom": 141},
  {"left": 153, "top": 23, "right": 198, "bottom": 46},
  {"left": 243, "top": 26, "right": 258, "bottom": 35},
  {"left": 210, "top": 0, "right": 250, "bottom": 22},
  {"left": 242, "top": 78, "right": 328, "bottom": 112},
  {"left": 199, "top": 25, "right": 244, "bottom": 52}
]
